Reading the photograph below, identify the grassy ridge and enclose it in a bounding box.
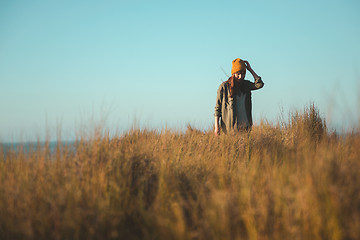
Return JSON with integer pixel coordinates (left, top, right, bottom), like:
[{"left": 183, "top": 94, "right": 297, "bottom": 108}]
[{"left": 1, "top": 105, "right": 360, "bottom": 240}]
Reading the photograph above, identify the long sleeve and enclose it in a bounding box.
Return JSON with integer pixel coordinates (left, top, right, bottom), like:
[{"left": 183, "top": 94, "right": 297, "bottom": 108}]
[
  {"left": 214, "top": 84, "right": 223, "bottom": 117},
  {"left": 248, "top": 76, "right": 264, "bottom": 91}
]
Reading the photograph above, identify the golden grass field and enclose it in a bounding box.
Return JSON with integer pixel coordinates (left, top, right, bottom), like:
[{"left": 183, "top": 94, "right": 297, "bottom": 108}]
[{"left": 1, "top": 105, "right": 359, "bottom": 240}]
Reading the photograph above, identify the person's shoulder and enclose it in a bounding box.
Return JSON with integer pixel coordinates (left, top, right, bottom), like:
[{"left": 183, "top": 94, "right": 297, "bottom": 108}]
[
  {"left": 243, "top": 80, "right": 252, "bottom": 84},
  {"left": 217, "top": 81, "right": 228, "bottom": 93},
  {"left": 242, "top": 80, "right": 254, "bottom": 92},
  {"left": 243, "top": 80, "right": 254, "bottom": 87},
  {"left": 218, "top": 81, "right": 228, "bottom": 89}
]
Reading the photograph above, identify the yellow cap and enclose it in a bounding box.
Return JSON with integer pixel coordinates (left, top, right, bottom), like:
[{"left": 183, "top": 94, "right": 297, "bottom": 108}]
[{"left": 231, "top": 58, "right": 246, "bottom": 75}]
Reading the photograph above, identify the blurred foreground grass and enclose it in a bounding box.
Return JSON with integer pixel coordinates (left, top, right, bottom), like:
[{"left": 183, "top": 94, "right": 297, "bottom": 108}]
[{"left": 1, "top": 105, "right": 359, "bottom": 240}]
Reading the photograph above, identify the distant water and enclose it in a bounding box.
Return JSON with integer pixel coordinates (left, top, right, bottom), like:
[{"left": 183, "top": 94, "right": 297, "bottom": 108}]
[{"left": 1, "top": 141, "right": 76, "bottom": 159}]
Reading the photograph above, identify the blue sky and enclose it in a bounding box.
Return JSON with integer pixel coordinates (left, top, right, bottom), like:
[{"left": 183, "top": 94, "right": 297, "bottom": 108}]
[{"left": 1, "top": 0, "right": 360, "bottom": 141}]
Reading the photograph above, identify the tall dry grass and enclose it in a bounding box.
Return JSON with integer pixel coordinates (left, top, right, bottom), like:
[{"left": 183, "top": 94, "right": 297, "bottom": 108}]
[{"left": 1, "top": 104, "right": 360, "bottom": 240}]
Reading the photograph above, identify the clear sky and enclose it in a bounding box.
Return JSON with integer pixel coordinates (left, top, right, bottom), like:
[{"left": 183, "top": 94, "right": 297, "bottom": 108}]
[{"left": 1, "top": 0, "right": 360, "bottom": 142}]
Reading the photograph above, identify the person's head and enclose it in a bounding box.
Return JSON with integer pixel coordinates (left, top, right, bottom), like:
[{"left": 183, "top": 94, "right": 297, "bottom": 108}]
[
  {"left": 231, "top": 58, "right": 246, "bottom": 81},
  {"left": 227, "top": 58, "right": 247, "bottom": 97}
]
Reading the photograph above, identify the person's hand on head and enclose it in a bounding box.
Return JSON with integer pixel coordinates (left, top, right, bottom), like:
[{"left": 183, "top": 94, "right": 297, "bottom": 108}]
[{"left": 243, "top": 60, "right": 251, "bottom": 70}]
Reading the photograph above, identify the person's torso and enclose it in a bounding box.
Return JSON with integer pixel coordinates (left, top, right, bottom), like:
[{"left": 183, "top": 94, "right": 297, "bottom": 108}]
[
  {"left": 220, "top": 82, "right": 252, "bottom": 130},
  {"left": 232, "top": 92, "right": 250, "bottom": 128}
]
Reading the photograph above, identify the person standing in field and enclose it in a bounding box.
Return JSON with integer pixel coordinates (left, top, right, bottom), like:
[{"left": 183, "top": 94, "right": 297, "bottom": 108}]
[{"left": 214, "top": 58, "right": 264, "bottom": 136}]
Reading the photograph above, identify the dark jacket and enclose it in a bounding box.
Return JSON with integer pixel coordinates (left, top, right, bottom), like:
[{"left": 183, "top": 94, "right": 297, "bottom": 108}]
[{"left": 214, "top": 76, "right": 264, "bottom": 132}]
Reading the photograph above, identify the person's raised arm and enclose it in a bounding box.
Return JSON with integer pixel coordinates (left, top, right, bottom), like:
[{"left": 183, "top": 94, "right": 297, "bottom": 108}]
[
  {"left": 244, "top": 60, "right": 264, "bottom": 90},
  {"left": 244, "top": 60, "right": 259, "bottom": 79}
]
